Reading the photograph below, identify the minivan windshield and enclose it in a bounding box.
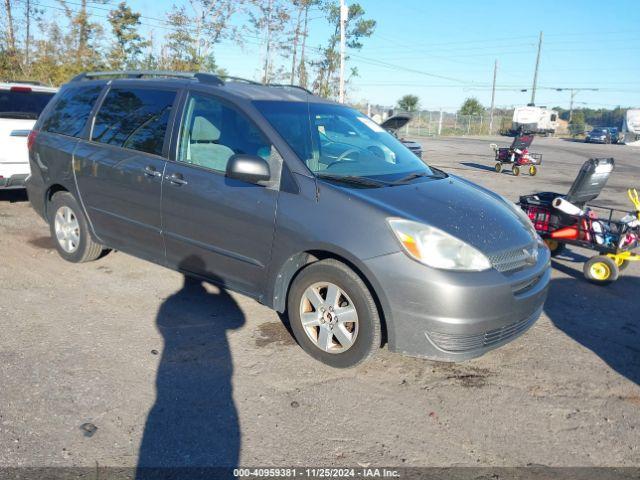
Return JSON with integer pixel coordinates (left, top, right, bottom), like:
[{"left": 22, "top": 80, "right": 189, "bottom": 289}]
[
  {"left": 254, "top": 101, "right": 438, "bottom": 185},
  {"left": 0, "top": 90, "right": 55, "bottom": 119}
]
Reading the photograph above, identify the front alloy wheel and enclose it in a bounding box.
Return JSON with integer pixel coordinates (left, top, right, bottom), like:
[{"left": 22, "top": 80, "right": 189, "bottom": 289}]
[
  {"left": 288, "top": 259, "right": 381, "bottom": 368},
  {"left": 300, "top": 282, "right": 359, "bottom": 354}
]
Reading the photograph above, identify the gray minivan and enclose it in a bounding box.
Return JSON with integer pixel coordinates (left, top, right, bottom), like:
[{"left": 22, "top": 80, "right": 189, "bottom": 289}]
[{"left": 26, "top": 71, "right": 550, "bottom": 368}]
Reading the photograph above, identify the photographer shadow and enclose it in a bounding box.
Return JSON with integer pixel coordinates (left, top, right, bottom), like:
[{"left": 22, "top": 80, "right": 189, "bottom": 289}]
[
  {"left": 137, "top": 256, "right": 245, "bottom": 479},
  {"left": 544, "top": 273, "right": 640, "bottom": 386}
]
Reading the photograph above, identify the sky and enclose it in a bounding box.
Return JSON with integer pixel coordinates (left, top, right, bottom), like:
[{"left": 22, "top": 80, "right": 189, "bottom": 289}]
[{"left": 56, "top": 0, "right": 640, "bottom": 112}]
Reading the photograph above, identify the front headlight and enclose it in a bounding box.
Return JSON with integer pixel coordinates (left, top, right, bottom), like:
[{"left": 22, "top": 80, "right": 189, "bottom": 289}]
[{"left": 387, "top": 218, "right": 491, "bottom": 271}]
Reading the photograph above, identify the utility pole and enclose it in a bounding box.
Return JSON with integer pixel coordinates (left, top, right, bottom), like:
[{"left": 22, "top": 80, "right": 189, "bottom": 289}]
[
  {"left": 338, "top": 0, "right": 348, "bottom": 103},
  {"left": 569, "top": 89, "right": 577, "bottom": 122},
  {"left": 438, "top": 108, "right": 443, "bottom": 136},
  {"left": 555, "top": 87, "right": 599, "bottom": 122},
  {"left": 489, "top": 59, "right": 498, "bottom": 135},
  {"left": 530, "top": 31, "right": 543, "bottom": 106}
]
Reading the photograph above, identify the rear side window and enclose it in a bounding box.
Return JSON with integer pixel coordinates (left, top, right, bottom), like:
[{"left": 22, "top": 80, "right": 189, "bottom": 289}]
[
  {"left": 41, "top": 85, "right": 103, "bottom": 137},
  {"left": 0, "top": 89, "right": 55, "bottom": 120},
  {"left": 92, "top": 87, "right": 176, "bottom": 156}
]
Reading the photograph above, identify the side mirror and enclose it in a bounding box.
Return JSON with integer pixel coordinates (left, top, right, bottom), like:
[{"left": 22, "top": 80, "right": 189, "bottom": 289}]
[{"left": 225, "top": 154, "right": 271, "bottom": 184}]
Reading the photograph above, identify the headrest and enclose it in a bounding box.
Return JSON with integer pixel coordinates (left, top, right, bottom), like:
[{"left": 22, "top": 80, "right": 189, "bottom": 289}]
[{"left": 191, "top": 116, "right": 220, "bottom": 142}]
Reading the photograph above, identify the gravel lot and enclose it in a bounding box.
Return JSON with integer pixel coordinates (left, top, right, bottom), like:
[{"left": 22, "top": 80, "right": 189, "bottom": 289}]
[{"left": 1, "top": 136, "right": 639, "bottom": 470}]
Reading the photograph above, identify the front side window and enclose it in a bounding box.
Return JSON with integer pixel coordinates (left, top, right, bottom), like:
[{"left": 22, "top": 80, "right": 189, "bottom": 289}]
[
  {"left": 177, "top": 92, "right": 277, "bottom": 175},
  {"left": 254, "top": 101, "right": 435, "bottom": 185},
  {"left": 41, "top": 85, "right": 102, "bottom": 137},
  {"left": 92, "top": 87, "right": 176, "bottom": 156}
]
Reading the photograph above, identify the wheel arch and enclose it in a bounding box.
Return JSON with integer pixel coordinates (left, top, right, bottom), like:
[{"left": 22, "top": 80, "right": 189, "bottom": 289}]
[
  {"left": 271, "top": 248, "right": 392, "bottom": 347},
  {"left": 44, "top": 183, "right": 71, "bottom": 220}
]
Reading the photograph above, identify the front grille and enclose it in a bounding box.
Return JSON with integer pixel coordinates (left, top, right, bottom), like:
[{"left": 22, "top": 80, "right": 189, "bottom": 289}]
[
  {"left": 488, "top": 243, "right": 537, "bottom": 272},
  {"left": 426, "top": 308, "right": 540, "bottom": 353}
]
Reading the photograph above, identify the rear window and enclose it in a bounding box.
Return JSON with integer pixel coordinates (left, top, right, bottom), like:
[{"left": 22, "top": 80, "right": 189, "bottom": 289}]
[
  {"left": 41, "top": 85, "right": 103, "bottom": 137},
  {"left": 91, "top": 87, "right": 176, "bottom": 156},
  {"left": 0, "top": 89, "right": 55, "bottom": 120}
]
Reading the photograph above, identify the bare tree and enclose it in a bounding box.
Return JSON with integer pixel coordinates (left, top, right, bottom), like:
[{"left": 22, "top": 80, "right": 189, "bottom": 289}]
[{"left": 249, "top": 0, "right": 290, "bottom": 84}]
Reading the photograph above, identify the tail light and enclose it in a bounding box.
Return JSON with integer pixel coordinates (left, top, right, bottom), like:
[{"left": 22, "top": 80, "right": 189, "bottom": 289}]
[
  {"left": 10, "top": 86, "right": 32, "bottom": 92},
  {"left": 27, "top": 130, "right": 38, "bottom": 151}
]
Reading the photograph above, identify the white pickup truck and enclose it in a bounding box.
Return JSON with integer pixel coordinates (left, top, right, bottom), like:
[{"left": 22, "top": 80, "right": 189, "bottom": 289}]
[{"left": 1, "top": 82, "right": 57, "bottom": 189}]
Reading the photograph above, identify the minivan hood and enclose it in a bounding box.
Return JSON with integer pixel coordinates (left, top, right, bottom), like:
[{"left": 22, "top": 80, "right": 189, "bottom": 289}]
[{"left": 344, "top": 175, "right": 534, "bottom": 254}]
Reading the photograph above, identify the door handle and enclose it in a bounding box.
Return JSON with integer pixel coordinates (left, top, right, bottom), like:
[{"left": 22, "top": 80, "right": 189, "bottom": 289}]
[
  {"left": 167, "top": 173, "right": 188, "bottom": 186},
  {"left": 143, "top": 166, "right": 162, "bottom": 177}
]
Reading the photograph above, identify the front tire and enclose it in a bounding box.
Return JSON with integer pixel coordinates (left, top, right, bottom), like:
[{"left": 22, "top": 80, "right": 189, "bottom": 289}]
[
  {"left": 512, "top": 165, "right": 520, "bottom": 176},
  {"left": 495, "top": 162, "right": 502, "bottom": 173},
  {"left": 49, "top": 192, "right": 106, "bottom": 263},
  {"left": 287, "top": 259, "right": 381, "bottom": 368}
]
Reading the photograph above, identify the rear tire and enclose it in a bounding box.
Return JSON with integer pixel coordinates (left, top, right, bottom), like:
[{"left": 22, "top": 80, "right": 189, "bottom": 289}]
[
  {"left": 529, "top": 165, "right": 537, "bottom": 176},
  {"left": 512, "top": 165, "right": 520, "bottom": 176},
  {"left": 287, "top": 259, "right": 381, "bottom": 368},
  {"left": 584, "top": 255, "right": 619, "bottom": 285},
  {"left": 495, "top": 162, "right": 502, "bottom": 173},
  {"left": 49, "top": 192, "right": 106, "bottom": 263}
]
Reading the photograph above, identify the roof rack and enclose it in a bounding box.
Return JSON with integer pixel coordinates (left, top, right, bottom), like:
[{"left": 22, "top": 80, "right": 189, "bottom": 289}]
[
  {"left": 267, "top": 83, "right": 313, "bottom": 95},
  {"left": 70, "top": 70, "right": 224, "bottom": 86},
  {"left": 219, "top": 75, "right": 261, "bottom": 85},
  {"left": 68, "top": 71, "right": 314, "bottom": 95}
]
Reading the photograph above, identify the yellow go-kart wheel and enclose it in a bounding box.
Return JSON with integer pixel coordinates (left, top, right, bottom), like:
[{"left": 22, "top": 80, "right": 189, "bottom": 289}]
[
  {"left": 512, "top": 165, "right": 520, "bottom": 176},
  {"left": 583, "top": 255, "right": 619, "bottom": 284},
  {"left": 545, "top": 239, "right": 566, "bottom": 257},
  {"left": 495, "top": 162, "right": 502, "bottom": 173},
  {"left": 529, "top": 165, "right": 537, "bottom": 176}
]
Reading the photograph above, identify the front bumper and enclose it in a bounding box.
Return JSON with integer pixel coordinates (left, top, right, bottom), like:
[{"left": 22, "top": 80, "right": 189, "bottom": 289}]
[{"left": 364, "top": 247, "right": 551, "bottom": 362}]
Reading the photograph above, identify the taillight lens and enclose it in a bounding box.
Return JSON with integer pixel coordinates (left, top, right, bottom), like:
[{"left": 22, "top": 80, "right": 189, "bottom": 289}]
[
  {"left": 27, "top": 130, "right": 38, "bottom": 151},
  {"left": 10, "top": 86, "right": 32, "bottom": 92}
]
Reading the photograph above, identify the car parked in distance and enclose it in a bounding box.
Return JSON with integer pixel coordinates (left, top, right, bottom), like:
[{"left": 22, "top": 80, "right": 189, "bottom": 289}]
[
  {"left": 585, "top": 127, "right": 612, "bottom": 144},
  {"left": 27, "top": 71, "right": 550, "bottom": 368},
  {"left": 0, "top": 82, "right": 57, "bottom": 189},
  {"left": 380, "top": 114, "right": 423, "bottom": 158}
]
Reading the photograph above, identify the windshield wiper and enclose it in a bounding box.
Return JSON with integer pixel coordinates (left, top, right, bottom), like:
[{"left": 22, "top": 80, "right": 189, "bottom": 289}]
[
  {"left": 392, "top": 168, "right": 448, "bottom": 185},
  {"left": 316, "top": 173, "right": 391, "bottom": 188}
]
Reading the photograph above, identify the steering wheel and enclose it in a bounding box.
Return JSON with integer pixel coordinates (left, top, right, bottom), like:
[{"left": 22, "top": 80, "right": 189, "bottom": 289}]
[{"left": 326, "top": 148, "right": 361, "bottom": 169}]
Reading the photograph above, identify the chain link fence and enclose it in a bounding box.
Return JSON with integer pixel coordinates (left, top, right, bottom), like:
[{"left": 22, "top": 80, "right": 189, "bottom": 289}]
[{"left": 401, "top": 112, "right": 512, "bottom": 138}]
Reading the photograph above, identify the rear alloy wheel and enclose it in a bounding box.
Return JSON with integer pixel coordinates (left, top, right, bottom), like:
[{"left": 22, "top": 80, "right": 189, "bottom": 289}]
[
  {"left": 584, "top": 255, "right": 619, "bottom": 285},
  {"left": 495, "top": 162, "right": 502, "bottom": 173},
  {"left": 529, "top": 165, "right": 537, "bottom": 176},
  {"left": 512, "top": 165, "right": 520, "bottom": 176},
  {"left": 49, "top": 192, "right": 107, "bottom": 263},
  {"left": 288, "top": 259, "right": 381, "bottom": 368}
]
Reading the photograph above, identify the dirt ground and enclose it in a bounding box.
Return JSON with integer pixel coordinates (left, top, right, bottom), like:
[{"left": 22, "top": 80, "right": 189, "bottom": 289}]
[{"left": 0, "top": 136, "right": 639, "bottom": 471}]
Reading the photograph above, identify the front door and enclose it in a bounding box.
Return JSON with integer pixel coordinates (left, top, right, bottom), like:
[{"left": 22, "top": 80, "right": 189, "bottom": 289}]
[
  {"left": 162, "top": 91, "right": 280, "bottom": 298},
  {"left": 74, "top": 86, "right": 177, "bottom": 262}
]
